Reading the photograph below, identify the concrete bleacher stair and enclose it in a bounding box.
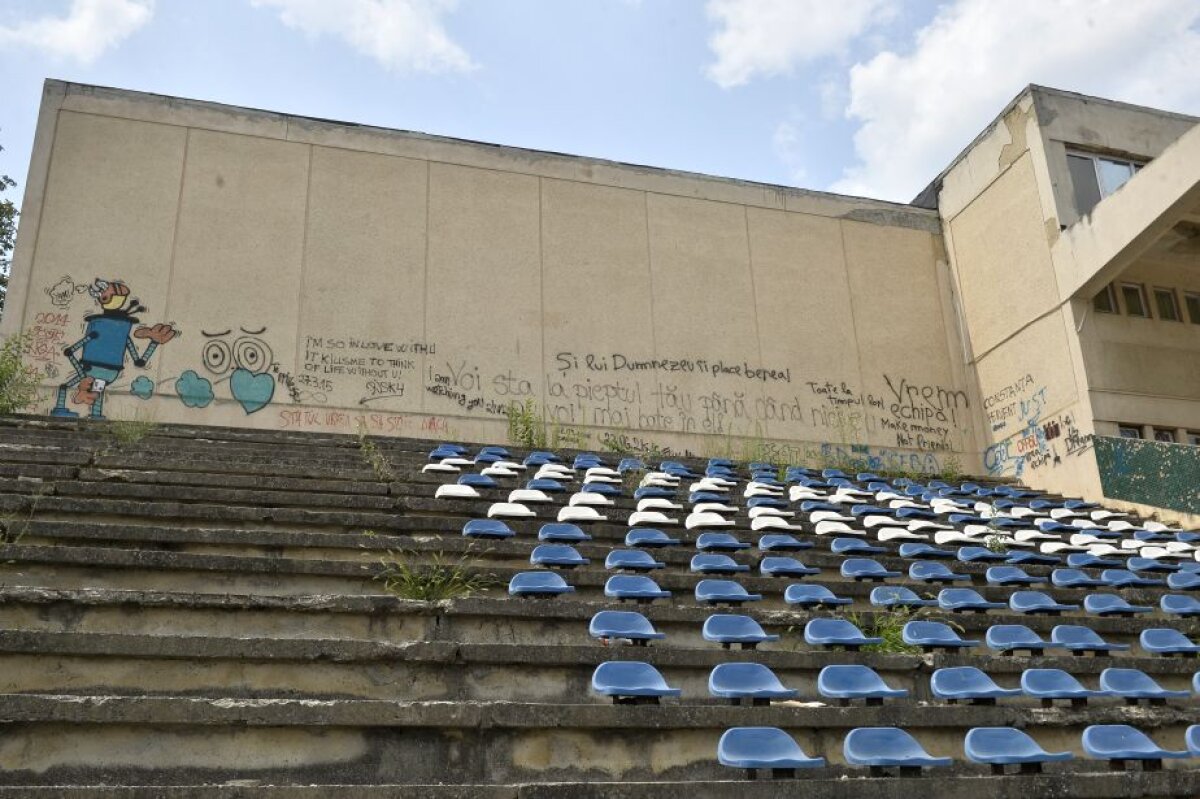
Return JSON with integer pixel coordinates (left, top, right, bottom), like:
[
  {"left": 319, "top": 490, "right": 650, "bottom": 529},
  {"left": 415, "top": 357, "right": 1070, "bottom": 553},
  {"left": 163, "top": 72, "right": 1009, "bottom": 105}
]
[{"left": 0, "top": 416, "right": 1196, "bottom": 797}]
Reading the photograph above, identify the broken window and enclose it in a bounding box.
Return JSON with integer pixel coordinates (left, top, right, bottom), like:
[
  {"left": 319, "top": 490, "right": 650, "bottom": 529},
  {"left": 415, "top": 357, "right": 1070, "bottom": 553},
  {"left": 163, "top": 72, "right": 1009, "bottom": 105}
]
[
  {"left": 1093, "top": 283, "right": 1117, "bottom": 314},
  {"left": 1153, "top": 287, "right": 1180, "bottom": 322},
  {"left": 1121, "top": 283, "right": 1148, "bottom": 318},
  {"left": 1066, "top": 150, "right": 1145, "bottom": 217},
  {"left": 1185, "top": 292, "right": 1200, "bottom": 325}
]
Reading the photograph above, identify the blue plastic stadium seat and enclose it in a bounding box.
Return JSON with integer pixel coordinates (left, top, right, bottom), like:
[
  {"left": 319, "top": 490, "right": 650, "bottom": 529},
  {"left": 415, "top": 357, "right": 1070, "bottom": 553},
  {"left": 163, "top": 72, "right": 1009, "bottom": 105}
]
[
  {"left": 696, "top": 532, "right": 751, "bottom": 552},
  {"left": 1161, "top": 594, "right": 1200, "bottom": 617},
  {"left": 526, "top": 478, "right": 566, "bottom": 493},
  {"left": 900, "top": 543, "right": 954, "bottom": 559},
  {"left": 1051, "top": 625, "right": 1130, "bottom": 657},
  {"left": 986, "top": 624, "right": 1058, "bottom": 656},
  {"left": 986, "top": 566, "right": 1043, "bottom": 586},
  {"left": 633, "top": 486, "right": 674, "bottom": 500},
  {"left": 1021, "top": 668, "right": 1110, "bottom": 707},
  {"left": 625, "top": 528, "right": 680, "bottom": 548},
  {"left": 1127, "top": 557, "right": 1178, "bottom": 573},
  {"left": 1009, "top": 591, "right": 1079, "bottom": 616},
  {"left": 458, "top": 473, "right": 499, "bottom": 488},
  {"left": 605, "top": 549, "right": 665, "bottom": 572},
  {"left": 785, "top": 584, "right": 853, "bottom": 608},
  {"left": 1081, "top": 725, "right": 1190, "bottom": 770},
  {"left": 710, "top": 663, "right": 798, "bottom": 706},
  {"left": 964, "top": 727, "right": 1073, "bottom": 775},
  {"left": 817, "top": 665, "right": 907, "bottom": 706},
  {"left": 508, "top": 571, "right": 574, "bottom": 598},
  {"left": 604, "top": 574, "right": 671, "bottom": 604},
  {"left": 717, "top": 727, "right": 825, "bottom": 779},
  {"left": 804, "top": 618, "right": 881, "bottom": 651},
  {"left": 1067, "top": 553, "right": 1122, "bottom": 569},
  {"left": 841, "top": 558, "right": 901, "bottom": 582},
  {"left": 843, "top": 727, "right": 952, "bottom": 776},
  {"left": 760, "top": 556, "right": 820, "bottom": 578},
  {"left": 530, "top": 544, "right": 588, "bottom": 569},
  {"left": 758, "top": 534, "right": 813, "bottom": 552},
  {"left": 1188, "top": 725, "right": 1200, "bottom": 757},
  {"left": 871, "top": 586, "right": 937, "bottom": 609},
  {"left": 1099, "top": 668, "right": 1190, "bottom": 705},
  {"left": 957, "top": 546, "right": 1008, "bottom": 563},
  {"left": 1083, "top": 593, "right": 1153, "bottom": 617},
  {"left": 617, "top": 457, "right": 646, "bottom": 473},
  {"left": 938, "top": 588, "right": 1006, "bottom": 614},
  {"left": 931, "top": 667, "right": 1021, "bottom": 705},
  {"left": 588, "top": 610, "right": 664, "bottom": 646},
  {"left": 702, "top": 614, "right": 779, "bottom": 650},
  {"left": 1167, "top": 571, "right": 1200, "bottom": 590},
  {"left": 831, "top": 538, "right": 885, "bottom": 555},
  {"left": 1101, "top": 569, "right": 1162, "bottom": 588},
  {"left": 1008, "top": 550, "right": 1061, "bottom": 566},
  {"left": 538, "top": 523, "right": 591, "bottom": 543},
  {"left": 1051, "top": 569, "right": 1106, "bottom": 588},
  {"left": 691, "top": 553, "right": 749, "bottom": 574},
  {"left": 462, "top": 519, "right": 516, "bottom": 539},
  {"left": 591, "top": 661, "right": 680, "bottom": 704},
  {"left": 910, "top": 561, "right": 971, "bottom": 584},
  {"left": 903, "top": 621, "right": 980, "bottom": 652},
  {"left": 1140, "top": 628, "right": 1200, "bottom": 657},
  {"left": 696, "top": 579, "right": 761, "bottom": 606}
]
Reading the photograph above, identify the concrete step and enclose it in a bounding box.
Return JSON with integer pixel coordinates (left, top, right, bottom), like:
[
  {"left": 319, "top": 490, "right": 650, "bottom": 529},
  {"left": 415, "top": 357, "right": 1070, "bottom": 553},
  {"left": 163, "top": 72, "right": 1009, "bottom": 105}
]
[
  {"left": 13, "top": 520, "right": 1190, "bottom": 612},
  {"left": 0, "top": 586, "right": 1192, "bottom": 658},
  {"left": 0, "top": 694, "right": 1193, "bottom": 786},
  {"left": 6, "top": 774, "right": 1200, "bottom": 799},
  {"left": 2, "top": 541, "right": 1195, "bottom": 630},
  {"left": 1, "top": 630, "right": 1195, "bottom": 702}
]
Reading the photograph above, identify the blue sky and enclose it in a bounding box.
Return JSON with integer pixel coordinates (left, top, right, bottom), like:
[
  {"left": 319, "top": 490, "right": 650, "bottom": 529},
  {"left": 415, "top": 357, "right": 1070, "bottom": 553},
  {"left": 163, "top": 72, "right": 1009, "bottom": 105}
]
[{"left": 2, "top": 0, "right": 1199, "bottom": 216}]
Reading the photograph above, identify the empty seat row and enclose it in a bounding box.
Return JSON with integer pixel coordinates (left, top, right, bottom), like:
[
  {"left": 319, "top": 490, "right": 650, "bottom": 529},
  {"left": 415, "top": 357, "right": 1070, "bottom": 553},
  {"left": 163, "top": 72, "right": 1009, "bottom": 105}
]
[
  {"left": 592, "top": 658, "right": 1200, "bottom": 707},
  {"left": 718, "top": 725, "right": 1200, "bottom": 779}
]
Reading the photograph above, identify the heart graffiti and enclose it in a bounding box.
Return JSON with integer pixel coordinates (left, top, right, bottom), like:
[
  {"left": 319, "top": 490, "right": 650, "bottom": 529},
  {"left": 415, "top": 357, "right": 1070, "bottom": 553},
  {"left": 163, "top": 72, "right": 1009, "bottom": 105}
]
[{"left": 230, "top": 368, "right": 276, "bottom": 414}]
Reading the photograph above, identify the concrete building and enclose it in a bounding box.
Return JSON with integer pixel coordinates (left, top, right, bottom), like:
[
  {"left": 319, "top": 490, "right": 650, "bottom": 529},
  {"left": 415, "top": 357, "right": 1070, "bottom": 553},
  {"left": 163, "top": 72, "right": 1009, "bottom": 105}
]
[{"left": 3, "top": 80, "right": 1197, "bottom": 521}]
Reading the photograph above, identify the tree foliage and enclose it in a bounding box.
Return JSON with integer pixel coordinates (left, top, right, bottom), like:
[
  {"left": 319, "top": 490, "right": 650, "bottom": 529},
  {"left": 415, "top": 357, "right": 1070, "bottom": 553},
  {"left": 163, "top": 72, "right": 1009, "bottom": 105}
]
[{"left": 0, "top": 134, "right": 17, "bottom": 320}]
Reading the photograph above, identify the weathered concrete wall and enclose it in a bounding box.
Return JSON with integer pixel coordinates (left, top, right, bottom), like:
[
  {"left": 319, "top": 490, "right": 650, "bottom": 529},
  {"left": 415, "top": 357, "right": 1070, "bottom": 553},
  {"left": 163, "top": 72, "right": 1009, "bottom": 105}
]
[
  {"left": 4, "top": 81, "right": 971, "bottom": 471},
  {"left": 938, "top": 86, "right": 1199, "bottom": 517}
]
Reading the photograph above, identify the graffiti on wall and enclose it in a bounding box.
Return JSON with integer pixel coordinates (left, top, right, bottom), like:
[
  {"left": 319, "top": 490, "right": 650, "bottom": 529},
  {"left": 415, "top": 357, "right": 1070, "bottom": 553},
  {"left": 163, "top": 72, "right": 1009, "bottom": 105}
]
[
  {"left": 31, "top": 277, "right": 975, "bottom": 462},
  {"left": 1094, "top": 436, "right": 1200, "bottom": 515},
  {"left": 48, "top": 278, "right": 178, "bottom": 419},
  {"left": 982, "top": 373, "right": 1092, "bottom": 478},
  {"left": 38, "top": 275, "right": 306, "bottom": 419}
]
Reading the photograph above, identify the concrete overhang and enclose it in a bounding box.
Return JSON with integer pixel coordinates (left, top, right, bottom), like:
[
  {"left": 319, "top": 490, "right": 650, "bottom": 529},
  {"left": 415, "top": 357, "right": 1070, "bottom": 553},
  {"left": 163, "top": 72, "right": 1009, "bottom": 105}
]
[{"left": 1053, "top": 121, "right": 1200, "bottom": 299}]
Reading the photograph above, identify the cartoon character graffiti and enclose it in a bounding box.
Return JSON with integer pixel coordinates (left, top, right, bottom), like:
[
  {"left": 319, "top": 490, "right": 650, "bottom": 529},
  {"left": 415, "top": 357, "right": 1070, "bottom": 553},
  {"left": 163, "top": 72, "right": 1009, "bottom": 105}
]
[
  {"left": 49, "top": 279, "right": 178, "bottom": 419},
  {"left": 172, "top": 326, "right": 278, "bottom": 414}
]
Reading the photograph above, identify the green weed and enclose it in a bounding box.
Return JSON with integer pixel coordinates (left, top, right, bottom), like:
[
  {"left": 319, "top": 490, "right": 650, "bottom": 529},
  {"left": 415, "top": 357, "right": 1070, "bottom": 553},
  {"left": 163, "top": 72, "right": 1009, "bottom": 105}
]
[{"left": 374, "top": 547, "right": 495, "bottom": 601}]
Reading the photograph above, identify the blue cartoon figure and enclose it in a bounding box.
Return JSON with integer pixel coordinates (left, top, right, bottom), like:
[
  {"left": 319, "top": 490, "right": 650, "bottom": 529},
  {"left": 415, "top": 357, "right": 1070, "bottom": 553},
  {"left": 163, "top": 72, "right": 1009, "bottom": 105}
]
[{"left": 50, "top": 279, "right": 178, "bottom": 419}]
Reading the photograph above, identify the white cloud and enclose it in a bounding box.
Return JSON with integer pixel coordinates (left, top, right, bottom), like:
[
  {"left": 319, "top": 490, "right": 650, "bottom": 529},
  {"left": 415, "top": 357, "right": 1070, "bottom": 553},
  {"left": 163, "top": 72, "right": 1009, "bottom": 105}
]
[
  {"left": 705, "top": 0, "right": 893, "bottom": 88},
  {"left": 0, "top": 0, "right": 153, "bottom": 65},
  {"left": 772, "top": 118, "right": 807, "bottom": 183},
  {"left": 252, "top": 0, "right": 474, "bottom": 74},
  {"left": 832, "top": 0, "right": 1200, "bottom": 201}
]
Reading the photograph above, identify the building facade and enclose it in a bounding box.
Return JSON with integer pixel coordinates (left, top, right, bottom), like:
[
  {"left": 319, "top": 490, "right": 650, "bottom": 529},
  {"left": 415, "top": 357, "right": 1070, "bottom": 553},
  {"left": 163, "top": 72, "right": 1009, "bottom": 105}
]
[{"left": 4, "top": 81, "right": 1198, "bottom": 521}]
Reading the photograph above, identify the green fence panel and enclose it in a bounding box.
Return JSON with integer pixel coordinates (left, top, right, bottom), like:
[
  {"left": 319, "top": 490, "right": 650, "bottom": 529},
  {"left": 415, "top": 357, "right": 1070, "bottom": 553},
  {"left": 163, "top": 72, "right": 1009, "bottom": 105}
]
[{"left": 1093, "top": 436, "right": 1200, "bottom": 515}]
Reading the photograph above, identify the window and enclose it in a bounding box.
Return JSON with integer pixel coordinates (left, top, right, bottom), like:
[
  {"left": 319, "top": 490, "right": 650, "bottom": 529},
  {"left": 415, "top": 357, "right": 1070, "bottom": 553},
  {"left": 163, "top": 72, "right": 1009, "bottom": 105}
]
[
  {"left": 1066, "top": 151, "right": 1145, "bottom": 217},
  {"left": 1185, "top": 292, "right": 1200, "bottom": 324},
  {"left": 1117, "top": 424, "right": 1142, "bottom": 439},
  {"left": 1121, "top": 283, "right": 1148, "bottom": 318},
  {"left": 1188, "top": 431, "right": 1200, "bottom": 447},
  {"left": 1093, "top": 284, "right": 1117, "bottom": 314},
  {"left": 1153, "top": 428, "right": 1176, "bottom": 443},
  {"left": 1153, "top": 288, "right": 1180, "bottom": 321}
]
